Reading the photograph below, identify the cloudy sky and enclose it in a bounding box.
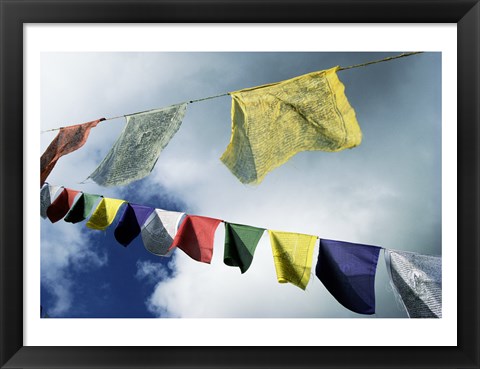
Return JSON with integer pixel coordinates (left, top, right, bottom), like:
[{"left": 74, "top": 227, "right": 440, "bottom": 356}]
[{"left": 40, "top": 52, "right": 441, "bottom": 319}]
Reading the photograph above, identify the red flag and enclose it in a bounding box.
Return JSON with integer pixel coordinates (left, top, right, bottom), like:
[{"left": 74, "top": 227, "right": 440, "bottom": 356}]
[
  {"left": 46, "top": 188, "right": 80, "bottom": 223},
  {"left": 40, "top": 118, "right": 105, "bottom": 187},
  {"left": 170, "top": 215, "right": 222, "bottom": 263}
]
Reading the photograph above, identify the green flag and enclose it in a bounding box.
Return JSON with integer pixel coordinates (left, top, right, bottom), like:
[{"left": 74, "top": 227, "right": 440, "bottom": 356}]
[
  {"left": 64, "top": 193, "right": 101, "bottom": 224},
  {"left": 224, "top": 222, "right": 265, "bottom": 273}
]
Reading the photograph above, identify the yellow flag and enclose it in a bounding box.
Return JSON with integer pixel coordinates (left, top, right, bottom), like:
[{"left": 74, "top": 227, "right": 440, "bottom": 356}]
[
  {"left": 86, "top": 198, "right": 125, "bottom": 230},
  {"left": 268, "top": 230, "right": 317, "bottom": 290},
  {"left": 221, "top": 66, "right": 362, "bottom": 184}
]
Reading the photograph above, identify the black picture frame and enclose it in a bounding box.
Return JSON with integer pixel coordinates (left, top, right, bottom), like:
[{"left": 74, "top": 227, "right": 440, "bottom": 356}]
[{"left": 1, "top": 1, "right": 479, "bottom": 368}]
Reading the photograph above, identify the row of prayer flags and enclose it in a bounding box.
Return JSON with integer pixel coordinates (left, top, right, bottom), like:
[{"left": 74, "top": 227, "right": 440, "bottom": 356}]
[
  {"left": 40, "top": 184, "right": 441, "bottom": 317},
  {"left": 41, "top": 67, "right": 362, "bottom": 187},
  {"left": 40, "top": 184, "right": 219, "bottom": 263}
]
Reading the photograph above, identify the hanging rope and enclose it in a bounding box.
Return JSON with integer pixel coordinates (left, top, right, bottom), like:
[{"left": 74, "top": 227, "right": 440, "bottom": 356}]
[
  {"left": 337, "top": 51, "right": 423, "bottom": 71},
  {"left": 41, "top": 52, "right": 423, "bottom": 134}
]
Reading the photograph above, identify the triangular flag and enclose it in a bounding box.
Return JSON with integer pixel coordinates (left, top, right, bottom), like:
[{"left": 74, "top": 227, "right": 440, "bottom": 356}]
[
  {"left": 40, "top": 183, "right": 61, "bottom": 219},
  {"left": 385, "top": 249, "right": 442, "bottom": 318},
  {"left": 86, "top": 198, "right": 126, "bottom": 230},
  {"left": 141, "top": 209, "right": 186, "bottom": 256},
  {"left": 170, "top": 215, "right": 222, "bottom": 263},
  {"left": 64, "top": 193, "right": 101, "bottom": 224},
  {"left": 224, "top": 222, "right": 264, "bottom": 273},
  {"left": 40, "top": 118, "right": 104, "bottom": 187},
  {"left": 46, "top": 188, "right": 80, "bottom": 223},
  {"left": 220, "top": 67, "right": 361, "bottom": 184},
  {"left": 87, "top": 103, "right": 188, "bottom": 187},
  {"left": 268, "top": 230, "right": 317, "bottom": 290},
  {"left": 114, "top": 203, "right": 155, "bottom": 247},
  {"left": 316, "top": 239, "right": 381, "bottom": 315}
]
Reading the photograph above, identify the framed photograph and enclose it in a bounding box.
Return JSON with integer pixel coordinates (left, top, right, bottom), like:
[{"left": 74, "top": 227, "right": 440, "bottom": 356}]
[{"left": 1, "top": 1, "right": 479, "bottom": 368}]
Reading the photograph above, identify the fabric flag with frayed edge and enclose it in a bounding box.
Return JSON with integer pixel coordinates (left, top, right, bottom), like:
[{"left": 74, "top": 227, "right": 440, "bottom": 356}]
[
  {"left": 114, "top": 203, "right": 155, "bottom": 247},
  {"left": 220, "top": 67, "right": 361, "bottom": 184},
  {"left": 46, "top": 188, "right": 80, "bottom": 223},
  {"left": 224, "top": 222, "right": 265, "bottom": 273},
  {"left": 40, "top": 183, "right": 62, "bottom": 219},
  {"left": 141, "top": 209, "right": 186, "bottom": 256},
  {"left": 170, "top": 215, "right": 222, "bottom": 263},
  {"left": 385, "top": 249, "right": 442, "bottom": 318},
  {"left": 316, "top": 239, "right": 381, "bottom": 315},
  {"left": 40, "top": 118, "right": 105, "bottom": 187},
  {"left": 268, "top": 230, "right": 317, "bottom": 290},
  {"left": 64, "top": 193, "right": 101, "bottom": 224},
  {"left": 86, "top": 198, "right": 126, "bottom": 231},
  {"left": 87, "top": 103, "right": 188, "bottom": 187}
]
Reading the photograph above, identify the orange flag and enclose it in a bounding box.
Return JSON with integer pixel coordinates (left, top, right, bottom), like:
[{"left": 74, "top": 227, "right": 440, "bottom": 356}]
[
  {"left": 40, "top": 118, "right": 105, "bottom": 187},
  {"left": 169, "top": 215, "right": 222, "bottom": 263}
]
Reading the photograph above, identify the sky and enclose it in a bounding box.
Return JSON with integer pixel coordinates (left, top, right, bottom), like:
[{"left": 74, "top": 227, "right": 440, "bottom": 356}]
[{"left": 40, "top": 52, "right": 441, "bottom": 319}]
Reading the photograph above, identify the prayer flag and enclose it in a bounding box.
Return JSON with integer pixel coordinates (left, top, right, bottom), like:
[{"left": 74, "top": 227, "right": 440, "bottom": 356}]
[
  {"left": 220, "top": 67, "right": 361, "bottom": 184},
  {"left": 224, "top": 222, "right": 264, "bottom": 273},
  {"left": 385, "top": 249, "right": 442, "bottom": 318},
  {"left": 141, "top": 209, "right": 186, "bottom": 256},
  {"left": 114, "top": 204, "right": 155, "bottom": 247},
  {"left": 268, "top": 230, "right": 317, "bottom": 290},
  {"left": 87, "top": 103, "right": 187, "bottom": 187},
  {"left": 316, "top": 239, "right": 381, "bottom": 315},
  {"left": 170, "top": 215, "right": 222, "bottom": 263},
  {"left": 46, "top": 188, "right": 80, "bottom": 223},
  {"left": 64, "top": 193, "right": 101, "bottom": 224},
  {"left": 40, "top": 183, "right": 61, "bottom": 219},
  {"left": 86, "top": 198, "right": 126, "bottom": 230},
  {"left": 40, "top": 118, "right": 104, "bottom": 187}
]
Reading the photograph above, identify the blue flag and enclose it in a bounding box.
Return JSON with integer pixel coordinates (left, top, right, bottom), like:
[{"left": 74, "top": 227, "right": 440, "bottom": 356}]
[
  {"left": 114, "top": 203, "right": 155, "bottom": 246},
  {"left": 316, "top": 239, "right": 381, "bottom": 315}
]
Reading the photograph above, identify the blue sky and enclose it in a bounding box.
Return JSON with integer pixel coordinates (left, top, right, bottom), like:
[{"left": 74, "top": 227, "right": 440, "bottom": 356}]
[{"left": 40, "top": 52, "right": 441, "bottom": 318}]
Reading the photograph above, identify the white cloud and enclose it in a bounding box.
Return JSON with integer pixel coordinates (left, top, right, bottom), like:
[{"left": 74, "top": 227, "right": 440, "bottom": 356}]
[{"left": 135, "top": 259, "right": 171, "bottom": 284}]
